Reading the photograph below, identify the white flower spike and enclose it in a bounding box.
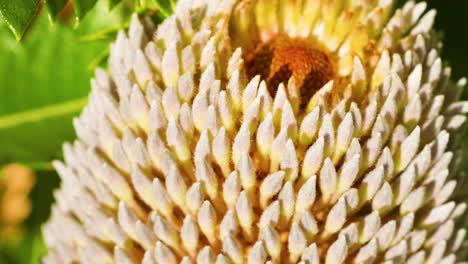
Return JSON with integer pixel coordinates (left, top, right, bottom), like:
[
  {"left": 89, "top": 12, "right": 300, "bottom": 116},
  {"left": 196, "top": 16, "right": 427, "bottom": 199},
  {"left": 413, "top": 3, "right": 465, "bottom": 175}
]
[{"left": 44, "top": 0, "right": 468, "bottom": 263}]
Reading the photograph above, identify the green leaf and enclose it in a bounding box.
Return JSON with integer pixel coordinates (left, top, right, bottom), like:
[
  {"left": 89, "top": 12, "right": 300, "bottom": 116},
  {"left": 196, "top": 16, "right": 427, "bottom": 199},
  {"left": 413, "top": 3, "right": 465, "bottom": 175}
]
[
  {"left": 107, "top": 0, "right": 123, "bottom": 11},
  {"left": 0, "top": 98, "right": 88, "bottom": 130},
  {"left": 0, "top": 1, "right": 132, "bottom": 165},
  {"left": 20, "top": 170, "right": 60, "bottom": 263},
  {"left": 0, "top": 17, "right": 101, "bottom": 164},
  {"left": 0, "top": 2, "right": 133, "bottom": 263},
  {"left": 427, "top": 1, "right": 468, "bottom": 79},
  {"left": 0, "top": 0, "right": 41, "bottom": 40},
  {"left": 136, "top": 0, "right": 171, "bottom": 17},
  {"left": 74, "top": 0, "right": 98, "bottom": 22},
  {"left": 44, "top": 0, "right": 68, "bottom": 22}
]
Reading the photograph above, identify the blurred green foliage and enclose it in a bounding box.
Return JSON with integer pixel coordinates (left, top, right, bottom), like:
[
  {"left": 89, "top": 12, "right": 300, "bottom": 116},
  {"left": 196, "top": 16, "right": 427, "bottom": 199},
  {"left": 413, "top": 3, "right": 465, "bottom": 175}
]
[
  {"left": 0, "top": 170, "right": 60, "bottom": 264},
  {"left": 0, "top": 0, "right": 173, "bottom": 40}
]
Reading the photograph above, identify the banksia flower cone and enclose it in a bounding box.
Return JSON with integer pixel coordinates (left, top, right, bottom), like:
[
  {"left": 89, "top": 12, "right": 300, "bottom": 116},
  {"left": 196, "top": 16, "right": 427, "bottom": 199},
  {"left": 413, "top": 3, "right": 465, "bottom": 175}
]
[{"left": 43, "top": 0, "right": 468, "bottom": 263}]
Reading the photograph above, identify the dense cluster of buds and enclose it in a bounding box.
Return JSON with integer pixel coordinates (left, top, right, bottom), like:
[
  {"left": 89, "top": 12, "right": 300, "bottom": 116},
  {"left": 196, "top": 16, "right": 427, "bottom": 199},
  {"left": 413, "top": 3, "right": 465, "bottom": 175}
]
[{"left": 43, "top": 0, "right": 468, "bottom": 263}]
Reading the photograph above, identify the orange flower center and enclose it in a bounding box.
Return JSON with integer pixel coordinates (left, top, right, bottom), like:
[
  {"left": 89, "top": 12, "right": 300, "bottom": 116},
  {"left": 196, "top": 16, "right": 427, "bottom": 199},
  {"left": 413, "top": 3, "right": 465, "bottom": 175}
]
[{"left": 246, "top": 36, "right": 335, "bottom": 105}]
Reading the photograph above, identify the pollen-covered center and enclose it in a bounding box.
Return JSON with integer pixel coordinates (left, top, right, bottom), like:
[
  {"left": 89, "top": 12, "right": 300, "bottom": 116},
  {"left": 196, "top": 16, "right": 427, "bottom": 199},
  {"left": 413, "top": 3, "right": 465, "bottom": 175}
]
[{"left": 246, "top": 36, "right": 335, "bottom": 104}]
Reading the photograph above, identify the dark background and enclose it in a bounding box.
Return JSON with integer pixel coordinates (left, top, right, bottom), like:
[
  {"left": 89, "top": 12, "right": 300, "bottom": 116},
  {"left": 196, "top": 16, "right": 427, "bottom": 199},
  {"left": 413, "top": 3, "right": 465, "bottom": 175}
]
[{"left": 426, "top": 1, "right": 468, "bottom": 83}]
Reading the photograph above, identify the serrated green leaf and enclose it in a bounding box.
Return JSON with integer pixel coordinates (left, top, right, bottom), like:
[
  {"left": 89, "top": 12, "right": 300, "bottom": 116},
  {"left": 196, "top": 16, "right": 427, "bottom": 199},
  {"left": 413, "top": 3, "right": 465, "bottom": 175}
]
[
  {"left": 44, "top": 0, "right": 68, "bottom": 22},
  {"left": 0, "top": 0, "right": 41, "bottom": 40},
  {"left": 74, "top": 0, "right": 98, "bottom": 22}
]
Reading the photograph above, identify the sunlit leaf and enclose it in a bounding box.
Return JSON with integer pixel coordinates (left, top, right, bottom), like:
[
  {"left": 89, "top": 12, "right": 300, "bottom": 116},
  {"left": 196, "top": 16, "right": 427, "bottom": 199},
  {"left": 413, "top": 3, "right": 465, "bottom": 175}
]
[
  {"left": 107, "top": 0, "right": 122, "bottom": 11},
  {"left": 0, "top": 0, "right": 41, "bottom": 40},
  {"left": 0, "top": 2, "right": 133, "bottom": 263},
  {"left": 0, "top": 1, "right": 132, "bottom": 165}
]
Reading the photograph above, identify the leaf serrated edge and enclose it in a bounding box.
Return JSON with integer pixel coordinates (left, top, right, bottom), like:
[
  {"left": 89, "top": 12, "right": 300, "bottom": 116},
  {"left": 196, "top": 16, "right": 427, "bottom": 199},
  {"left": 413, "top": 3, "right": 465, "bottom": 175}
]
[{"left": 0, "top": 0, "right": 42, "bottom": 41}]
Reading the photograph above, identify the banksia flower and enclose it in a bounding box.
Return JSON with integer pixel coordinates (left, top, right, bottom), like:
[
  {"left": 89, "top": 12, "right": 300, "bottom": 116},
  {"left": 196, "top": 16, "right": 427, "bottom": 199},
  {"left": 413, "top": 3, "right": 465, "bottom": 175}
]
[{"left": 43, "top": 0, "right": 468, "bottom": 263}]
